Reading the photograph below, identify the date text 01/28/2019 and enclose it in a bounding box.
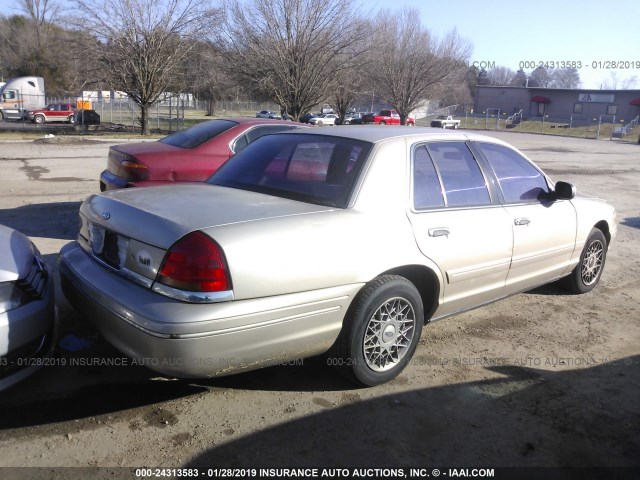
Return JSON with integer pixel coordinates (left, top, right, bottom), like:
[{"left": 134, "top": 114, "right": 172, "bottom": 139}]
[{"left": 518, "top": 60, "right": 640, "bottom": 70}]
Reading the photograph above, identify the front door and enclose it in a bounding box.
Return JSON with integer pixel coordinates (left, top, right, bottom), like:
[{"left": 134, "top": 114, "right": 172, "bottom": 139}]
[
  {"left": 473, "top": 141, "right": 577, "bottom": 294},
  {"left": 408, "top": 141, "right": 513, "bottom": 318}
]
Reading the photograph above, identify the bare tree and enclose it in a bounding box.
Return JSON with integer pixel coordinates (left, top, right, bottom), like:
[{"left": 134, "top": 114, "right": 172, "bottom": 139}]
[
  {"left": 485, "top": 66, "right": 515, "bottom": 86},
  {"left": 511, "top": 68, "right": 528, "bottom": 87},
  {"left": 366, "top": 8, "right": 471, "bottom": 125},
  {"left": 602, "top": 71, "right": 637, "bottom": 90},
  {"left": 179, "top": 41, "right": 236, "bottom": 116},
  {"left": 68, "top": 0, "right": 221, "bottom": 134},
  {"left": 17, "top": 0, "right": 59, "bottom": 53},
  {"left": 621, "top": 76, "right": 638, "bottom": 89},
  {"left": 327, "top": 68, "right": 364, "bottom": 123},
  {"left": 529, "top": 65, "right": 551, "bottom": 88},
  {"left": 0, "top": 4, "right": 83, "bottom": 95},
  {"left": 438, "top": 63, "right": 474, "bottom": 108},
  {"left": 550, "top": 68, "right": 580, "bottom": 89},
  {"left": 218, "top": 0, "right": 367, "bottom": 120}
]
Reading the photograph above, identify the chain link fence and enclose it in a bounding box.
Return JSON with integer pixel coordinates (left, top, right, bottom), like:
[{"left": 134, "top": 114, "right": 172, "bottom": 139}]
[
  {"left": 450, "top": 106, "right": 639, "bottom": 142},
  {"left": 40, "top": 95, "right": 282, "bottom": 132}
]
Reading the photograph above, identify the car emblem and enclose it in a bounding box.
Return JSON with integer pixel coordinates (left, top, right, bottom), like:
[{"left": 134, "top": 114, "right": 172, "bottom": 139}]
[{"left": 101, "top": 211, "right": 111, "bottom": 220}]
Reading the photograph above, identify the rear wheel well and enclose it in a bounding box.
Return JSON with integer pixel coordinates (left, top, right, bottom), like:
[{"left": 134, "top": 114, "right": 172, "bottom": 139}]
[{"left": 380, "top": 265, "right": 440, "bottom": 324}]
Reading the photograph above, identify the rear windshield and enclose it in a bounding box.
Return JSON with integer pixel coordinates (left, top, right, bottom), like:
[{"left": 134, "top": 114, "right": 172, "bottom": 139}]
[
  {"left": 159, "top": 119, "right": 238, "bottom": 149},
  {"left": 209, "top": 133, "right": 372, "bottom": 208}
]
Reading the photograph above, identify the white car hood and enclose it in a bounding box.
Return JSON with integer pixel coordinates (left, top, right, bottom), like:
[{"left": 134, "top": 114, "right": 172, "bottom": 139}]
[{"left": 0, "top": 224, "right": 34, "bottom": 282}]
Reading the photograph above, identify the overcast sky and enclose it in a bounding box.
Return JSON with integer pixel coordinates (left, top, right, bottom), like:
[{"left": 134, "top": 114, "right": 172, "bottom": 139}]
[{"left": 3, "top": 0, "right": 639, "bottom": 89}]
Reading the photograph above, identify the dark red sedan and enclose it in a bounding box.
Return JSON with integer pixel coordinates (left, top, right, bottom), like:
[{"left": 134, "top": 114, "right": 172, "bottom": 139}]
[{"left": 100, "top": 118, "right": 306, "bottom": 191}]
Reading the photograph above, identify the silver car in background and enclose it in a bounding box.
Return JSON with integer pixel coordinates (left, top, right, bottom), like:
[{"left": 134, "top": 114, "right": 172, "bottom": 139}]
[
  {"left": 1, "top": 225, "right": 56, "bottom": 391},
  {"left": 59, "top": 128, "right": 616, "bottom": 386}
]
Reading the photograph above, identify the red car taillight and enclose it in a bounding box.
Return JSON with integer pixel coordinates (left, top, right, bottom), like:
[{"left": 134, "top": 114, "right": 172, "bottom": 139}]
[
  {"left": 157, "top": 232, "right": 231, "bottom": 292},
  {"left": 108, "top": 149, "right": 150, "bottom": 182},
  {"left": 118, "top": 160, "right": 150, "bottom": 182}
]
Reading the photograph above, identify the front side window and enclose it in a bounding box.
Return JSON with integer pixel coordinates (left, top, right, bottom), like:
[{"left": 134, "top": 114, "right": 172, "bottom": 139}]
[
  {"left": 476, "top": 142, "right": 550, "bottom": 203},
  {"left": 210, "top": 133, "right": 371, "bottom": 208},
  {"left": 426, "top": 142, "right": 491, "bottom": 207}
]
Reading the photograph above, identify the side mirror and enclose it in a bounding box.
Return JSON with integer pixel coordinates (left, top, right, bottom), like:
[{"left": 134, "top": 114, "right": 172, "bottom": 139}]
[{"left": 554, "top": 181, "right": 575, "bottom": 200}]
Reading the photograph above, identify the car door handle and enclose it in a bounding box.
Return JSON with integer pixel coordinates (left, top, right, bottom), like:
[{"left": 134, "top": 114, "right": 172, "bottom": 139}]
[
  {"left": 514, "top": 217, "right": 530, "bottom": 226},
  {"left": 428, "top": 227, "right": 450, "bottom": 237}
]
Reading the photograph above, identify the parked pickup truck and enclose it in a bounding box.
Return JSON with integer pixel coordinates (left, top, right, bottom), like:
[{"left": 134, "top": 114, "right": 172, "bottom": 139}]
[
  {"left": 362, "top": 109, "right": 415, "bottom": 126},
  {"left": 27, "top": 103, "right": 75, "bottom": 124},
  {"left": 430, "top": 115, "right": 460, "bottom": 129}
]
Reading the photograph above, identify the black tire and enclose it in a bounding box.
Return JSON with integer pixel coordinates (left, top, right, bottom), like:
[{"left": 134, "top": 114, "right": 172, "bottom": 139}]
[
  {"left": 334, "top": 275, "right": 423, "bottom": 386},
  {"left": 68, "top": 114, "right": 75, "bottom": 123},
  {"left": 379, "top": 121, "right": 386, "bottom": 125},
  {"left": 34, "top": 115, "right": 45, "bottom": 124},
  {"left": 563, "top": 228, "right": 607, "bottom": 294}
]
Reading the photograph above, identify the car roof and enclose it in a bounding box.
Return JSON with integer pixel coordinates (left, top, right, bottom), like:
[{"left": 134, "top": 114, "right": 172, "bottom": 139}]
[{"left": 276, "top": 125, "right": 513, "bottom": 147}]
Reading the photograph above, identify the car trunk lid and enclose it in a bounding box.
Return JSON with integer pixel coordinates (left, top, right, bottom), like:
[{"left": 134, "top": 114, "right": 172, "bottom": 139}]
[{"left": 77, "top": 184, "right": 333, "bottom": 285}]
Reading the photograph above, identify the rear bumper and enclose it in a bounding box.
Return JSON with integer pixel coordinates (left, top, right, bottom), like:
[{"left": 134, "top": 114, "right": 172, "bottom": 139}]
[
  {"left": 59, "top": 241, "right": 359, "bottom": 378},
  {"left": 99, "top": 170, "right": 130, "bottom": 191}
]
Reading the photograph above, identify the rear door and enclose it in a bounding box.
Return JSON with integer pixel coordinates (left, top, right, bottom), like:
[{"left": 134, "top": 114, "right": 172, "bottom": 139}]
[
  {"left": 408, "top": 141, "right": 513, "bottom": 317},
  {"left": 473, "top": 142, "right": 577, "bottom": 293}
]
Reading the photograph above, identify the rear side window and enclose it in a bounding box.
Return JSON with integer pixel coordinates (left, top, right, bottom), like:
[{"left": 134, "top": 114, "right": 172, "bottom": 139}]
[
  {"left": 426, "top": 142, "right": 491, "bottom": 207},
  {"left": 412, "top": 146, "right": 444, "bottom": 209},
  {"left": 160, "top": 119, "right": 238, "bottom": 149},
  {"left": 476, "top": 142, "right": 550, "bottom": 203}
]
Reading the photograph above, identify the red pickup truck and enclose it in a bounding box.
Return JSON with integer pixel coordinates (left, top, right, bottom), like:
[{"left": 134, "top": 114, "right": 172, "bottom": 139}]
[{"left": 362, "top": 109, "right": 415, "bottom": 126}]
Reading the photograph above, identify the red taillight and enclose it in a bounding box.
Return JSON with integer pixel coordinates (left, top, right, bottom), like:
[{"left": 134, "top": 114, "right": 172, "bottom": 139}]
[
  {"left": 158, "top": 232, "right": 231, "bottom": 292},
  {"left": 119, "top": 160, "right": 150, "bottom": 182}
]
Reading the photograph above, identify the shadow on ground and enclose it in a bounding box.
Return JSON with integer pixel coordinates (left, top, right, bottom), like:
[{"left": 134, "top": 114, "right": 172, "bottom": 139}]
[
  {"left": 621, "top": 217, "right": 640, "bottom": 230},
  {"left": 0, "top": 202, "right": 81, "bottom": 240},
  {"left": 185, "top": 357, "right": 640, "bottom": 470}
]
